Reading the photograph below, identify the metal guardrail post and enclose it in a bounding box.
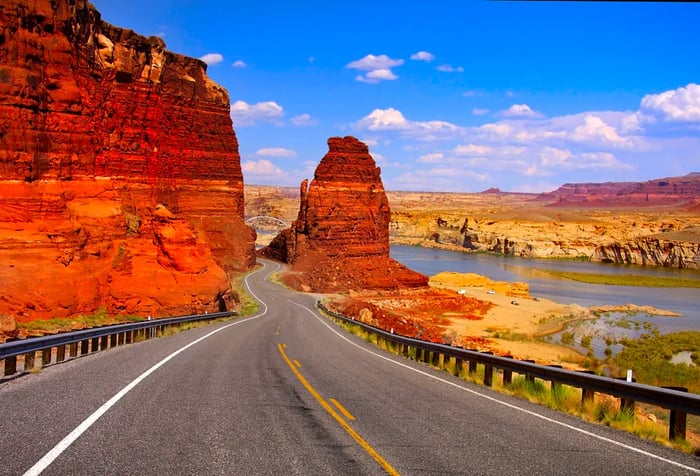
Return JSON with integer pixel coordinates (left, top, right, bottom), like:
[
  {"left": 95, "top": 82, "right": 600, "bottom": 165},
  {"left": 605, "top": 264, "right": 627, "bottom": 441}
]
[
  {"left": 24, "top": 351, "right": 35, "bottom": 372},
  {"left": 100, "top": 335, "right": 108, "bottom": 349},
  {"left": 453, "top": 357, "right": 463, "bottom": 377},
  {"left": 523, "top": 360, "right": 535, "bottom": 384},
  {"left": 431, "top": 350, "right": 440, "bottom": 367},
  {"left": 56, "top": 345, "right": 66, "bottom": 362},
  {"left": 468, "top": 360, "right": 477, "bottom": 375},
  {"left": 483, "top": 352, "right": 494, "bottom": 387},
  {"left": 4, "top": 356, "right": 16, "bottom": 376},
  {"left": 41, "top": 348, "right": 51, "bottom": 366},
  {"left": 503, "top": 355, "right": 514, "bottom": 386},
  {"left": 80, "top": 339, "right": 89, "bottom": 355},
  {"left": 664, "top": 386, "right": 688, "bottom": 441},
  {"left": 579, "top": 370, "right": 596, "bottom": 406},
  {"left": 69, "top": 342, "right": 78, "bottom": 358}
]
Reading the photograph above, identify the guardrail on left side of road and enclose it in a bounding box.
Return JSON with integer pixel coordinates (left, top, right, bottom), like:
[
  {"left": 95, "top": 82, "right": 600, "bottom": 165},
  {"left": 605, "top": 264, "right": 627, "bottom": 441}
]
[{"left": 0, "top": 311, "right": 236, "bottom": 379}]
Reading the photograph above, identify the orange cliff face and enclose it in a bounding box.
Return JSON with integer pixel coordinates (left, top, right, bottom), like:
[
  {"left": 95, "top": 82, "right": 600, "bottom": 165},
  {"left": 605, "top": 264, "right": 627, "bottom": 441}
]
[
  {"left": 0, "top": 0, "right": 255, "bottom": 327},
  {"left": 262, "top": 136, "right": 428, "bottom": 292}
]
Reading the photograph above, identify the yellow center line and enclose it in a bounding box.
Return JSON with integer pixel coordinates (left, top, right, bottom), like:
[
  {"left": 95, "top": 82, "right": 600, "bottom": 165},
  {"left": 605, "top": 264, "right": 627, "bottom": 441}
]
[
  {"left": 277, "top": 343, "right": 399, "bottom": 476},
  {"left": 293, "top": 359, "right": 302, "bottom": 368},
  {"left": 329, "top": 398, "right": 356, "bottom": 421}
]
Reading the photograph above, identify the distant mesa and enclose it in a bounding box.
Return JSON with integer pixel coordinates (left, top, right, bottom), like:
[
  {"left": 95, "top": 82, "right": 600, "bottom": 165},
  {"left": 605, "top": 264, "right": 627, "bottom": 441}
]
[
  {"left": 0, "top": 0, "right": 255, "bottom": 331},
  {"left": 262, "top": 136, "right": 429, "bottom": 292},
  {"left": 539, "top": 172, "right": 700, "bottom": 207}
]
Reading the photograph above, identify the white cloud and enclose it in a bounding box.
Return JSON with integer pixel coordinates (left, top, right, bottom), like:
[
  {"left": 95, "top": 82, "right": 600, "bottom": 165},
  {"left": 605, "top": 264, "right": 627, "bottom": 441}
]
[
  {"left": 418, "top": 152, "right": 444, "bottom": 163},
  {"left": 291, "top": 113, "right": 317, "bottom": 126},
  {"left": 355, "top": 107, "right": 460, "bottom": 141},
  {"left": 501, "top": 104, "right": 541, "bottom": 118},
  {"left": 255, "top": 147, "right": 297, "bottom": 158},
  {"left": 436, "top": 64, "right": 464, "bottom": 73},
  {"left": 640, "top": 83, "right": 700, "bottom": 122},
  {"left": 355, "top": 108, "right": 409, "bottom": 130},
  {"left": 308, "top": 56, "right": 315, "bottom": 63},
  {"left": 569, "top": 115, "right": 633, "bottom": 148},
  {"left": 347, "top": 54, "right": 404, "bottom": 71},
  {"left": 230, "top": 100, "right": 284, "bottom": 126},
  {"left": 357, "top": 68, "right": 398, "bottom": 83},
  {"left": 472, "top": 107, "right": 490, "bottom": 116},
  {"left": 346, "top": 54, "right": 405, "bottom": 83},
  {"left": 462, "top": 90, "right": 480, "bottom": 97},
  {"left": 454, "top": 144, "right": 492, "bottom": 156},
  {"left": 199, "top": 53, "right": 224, "bottom": 65},
  {"left": 241, "top": 160, "right": 285, "bottom": 178},
  {"left": 362, "top": 138, "right": 379, "bottom": 147},
  {"left": 411, "top": 51, "right": 435, "bottom": 62},
  {"left": 345, "top": 55, "right": 404, "bottom": 84},
  {"left": 232, "top": 60, "right": 247, "bottom": 69}
]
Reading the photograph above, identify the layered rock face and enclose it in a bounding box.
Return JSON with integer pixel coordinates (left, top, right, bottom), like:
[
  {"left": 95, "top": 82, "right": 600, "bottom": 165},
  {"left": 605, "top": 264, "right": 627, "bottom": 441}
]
[
  {"left": 592, "top": 238, "right": 700, "bottom": 269},
  {"left": 263, "top": 136, "right": 428, "bottom": 291},
  {"left": 0, "top": 0, "right": 255, "bottom": 325}
]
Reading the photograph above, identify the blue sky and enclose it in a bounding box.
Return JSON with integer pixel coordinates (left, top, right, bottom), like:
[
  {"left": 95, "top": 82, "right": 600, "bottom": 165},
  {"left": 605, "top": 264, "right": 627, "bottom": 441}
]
[{"left": 93, "top": 1, "right": 700, "bottom": 192}]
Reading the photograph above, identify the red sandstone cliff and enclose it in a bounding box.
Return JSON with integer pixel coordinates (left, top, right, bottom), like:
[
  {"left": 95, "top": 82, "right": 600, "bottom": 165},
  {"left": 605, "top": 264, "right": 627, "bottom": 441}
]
[
  {"left": 263, "top": 136, "right": 428, "bottom": 292},
  {"left": 0, "top": 0, "right": 255, "bottom": 329}
]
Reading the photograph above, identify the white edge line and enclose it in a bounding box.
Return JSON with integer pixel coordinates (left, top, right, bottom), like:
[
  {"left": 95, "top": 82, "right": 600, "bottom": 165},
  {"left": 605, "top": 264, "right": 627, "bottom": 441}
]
[
  {"left": 291, "top": 300, "right": 700, "bottom": 474},
  {"left": 23, "top": 263, "right": 274, "bottom": 476}
]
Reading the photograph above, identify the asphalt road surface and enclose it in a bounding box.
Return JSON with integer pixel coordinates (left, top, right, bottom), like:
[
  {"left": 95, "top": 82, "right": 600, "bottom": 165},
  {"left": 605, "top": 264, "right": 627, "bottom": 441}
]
[{"left": 1, "top": 259, "right": 699, "bottom": 475}]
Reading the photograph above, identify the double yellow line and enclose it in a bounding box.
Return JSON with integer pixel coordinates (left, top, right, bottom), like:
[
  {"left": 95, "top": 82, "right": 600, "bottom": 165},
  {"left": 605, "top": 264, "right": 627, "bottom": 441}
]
[{"left": 278, "top": 343, "right": 400, "bottom": 475}]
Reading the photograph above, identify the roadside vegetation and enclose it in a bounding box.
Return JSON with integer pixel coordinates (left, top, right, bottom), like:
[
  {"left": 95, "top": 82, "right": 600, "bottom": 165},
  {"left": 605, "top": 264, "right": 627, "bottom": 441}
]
[
  {"left": 540, "top": 270, "right": 700, "bottom": 288},
  {"left": 17, "top": 308, "right": 143, "bottom": 335}
]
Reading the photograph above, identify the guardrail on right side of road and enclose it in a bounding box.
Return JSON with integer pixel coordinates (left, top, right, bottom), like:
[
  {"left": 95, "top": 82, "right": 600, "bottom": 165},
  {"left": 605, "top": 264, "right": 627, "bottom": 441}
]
[
  {"left": 0, "top": 311, "right": 236, "bottom": 380},
  {"left": 317, "top": 302, "right": 700, "bottom": 443}
]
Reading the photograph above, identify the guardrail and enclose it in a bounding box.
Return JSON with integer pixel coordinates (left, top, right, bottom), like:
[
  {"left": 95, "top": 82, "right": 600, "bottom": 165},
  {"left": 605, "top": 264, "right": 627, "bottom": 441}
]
[
  {"left": 318, "top": 302, "right": 700, "bottom": 442},
  {"left": 0, "top": 311, "right": 236, "bottom": 379}
]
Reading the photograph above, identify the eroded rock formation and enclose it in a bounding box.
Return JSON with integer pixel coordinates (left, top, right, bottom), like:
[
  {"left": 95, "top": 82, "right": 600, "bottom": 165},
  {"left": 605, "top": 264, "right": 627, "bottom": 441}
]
[
  {"left": 263, "top": 136, "right": 428, "bottom": 291},
  {"left": 591, "top": 238, "right": 700, "bottom": 269},
  {"left": 0, "top": 0, "right": 255, "bottom": 323}
]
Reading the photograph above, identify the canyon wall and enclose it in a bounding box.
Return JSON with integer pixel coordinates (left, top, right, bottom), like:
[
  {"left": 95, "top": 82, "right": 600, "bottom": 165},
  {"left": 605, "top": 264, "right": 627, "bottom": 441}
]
[
  {"left": 0, "top": 0, "right": 255, "bottom": 329},
  {"left": 591, "top": 238, "right": 700, "bottom": 269},
  {"left": 263, "top": 136, "right": 428, "bottom": 291}
]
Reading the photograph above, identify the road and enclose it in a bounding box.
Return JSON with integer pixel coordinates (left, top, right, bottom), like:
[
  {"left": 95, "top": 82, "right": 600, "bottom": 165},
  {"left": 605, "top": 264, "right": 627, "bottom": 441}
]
[{"left": 1, "top": 259, "right": 698, "bottom": 475}]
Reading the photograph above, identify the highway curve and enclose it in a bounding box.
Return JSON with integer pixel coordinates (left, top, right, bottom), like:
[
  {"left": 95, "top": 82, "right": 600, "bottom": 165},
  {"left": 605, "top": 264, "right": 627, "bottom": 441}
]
[{"left": 1, "top": 259, "right": 698, "bottom": 475}]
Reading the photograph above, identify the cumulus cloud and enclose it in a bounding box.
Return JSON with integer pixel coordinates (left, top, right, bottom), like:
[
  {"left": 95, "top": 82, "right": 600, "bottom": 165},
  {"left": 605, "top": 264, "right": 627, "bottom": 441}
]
[
  {"left": 640, "top": 83, "right": 700, "bottom": 122},
  {"left": 241, "top": 160, "right": 286, "bottom": 178},
  {"left": 355, "top": 107, "right": 460, "bottom": 141},
  {"left": 199, "top": 53, "right": 224, "bottom": 65},
  {"left": 436, "top": 64, "right": 464, "bottom": 73},
  {"left": 347, "top": 54, "right": 404, "bottom": 83},
  {"left": 411, "top": 51, "right": 435, "bottom": 62},
  {"left": 500, "top": 104, "right": 541, "bottom": 118},
  {"left": 347, "top": 54, "right": 404, "bottom": 70},
  {"left": 291, "top": 113, "right": 317, "bottom": 126},
  {"left": 357, "top": 69, "right": 398, "bottom": 83},
  {"left": 232, "top": 60, "right": 247, "bottom": 69},
  {"left": 569, "top": 115, "right": 634, "bottom": 148},
  {"left": 230, "top": 100, "right": 284, "bottom": 126},
  {"left": 255, "top": 147, "right": 297, "bottom": 158}
]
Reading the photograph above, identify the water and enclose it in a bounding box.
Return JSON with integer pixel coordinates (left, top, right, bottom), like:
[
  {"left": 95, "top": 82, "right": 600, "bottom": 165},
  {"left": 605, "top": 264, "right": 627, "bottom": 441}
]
[{"left": 391, "top": 245, "right": 700, "bottom": 332}]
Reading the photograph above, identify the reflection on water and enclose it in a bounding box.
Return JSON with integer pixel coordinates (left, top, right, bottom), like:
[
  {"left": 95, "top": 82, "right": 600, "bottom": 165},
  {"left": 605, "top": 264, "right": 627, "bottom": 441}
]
[{"left": 391, "top": 245, "right": 700, "bottom": 332}]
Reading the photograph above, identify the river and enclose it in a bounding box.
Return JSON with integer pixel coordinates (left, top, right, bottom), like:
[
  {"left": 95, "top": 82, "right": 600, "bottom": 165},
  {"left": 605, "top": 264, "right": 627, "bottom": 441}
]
[{"left": 391, "top": 245, "right": 700, "bottom": 333}]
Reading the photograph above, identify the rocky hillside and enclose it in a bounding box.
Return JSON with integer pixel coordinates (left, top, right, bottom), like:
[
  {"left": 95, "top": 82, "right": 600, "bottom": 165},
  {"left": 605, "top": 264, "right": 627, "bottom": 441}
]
[
  {"left": 262, "top": 136, "right": 428, "bottom": 291},
  {"left": 0, "top": 0, "right": 255, "bottom": 330}
]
